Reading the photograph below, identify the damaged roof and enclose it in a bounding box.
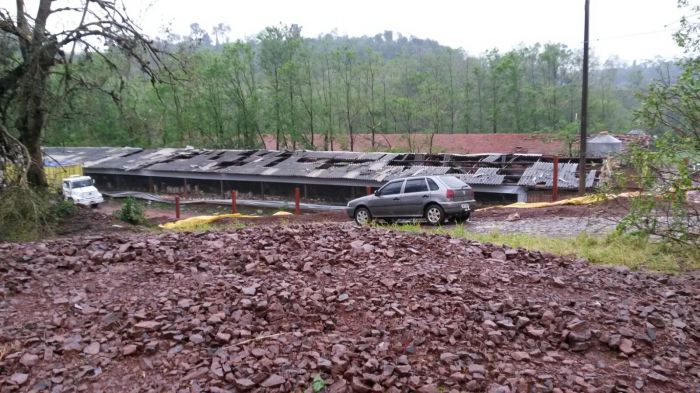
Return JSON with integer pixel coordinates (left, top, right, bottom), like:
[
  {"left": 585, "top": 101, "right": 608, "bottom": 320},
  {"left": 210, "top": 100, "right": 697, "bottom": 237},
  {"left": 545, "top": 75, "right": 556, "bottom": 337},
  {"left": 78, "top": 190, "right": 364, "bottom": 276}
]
[
  {"left": 43, "top": 147, "right": 601, "bottom": 189},
  {"left": 518, "top": 161, "right": 597, "bottom": 190}
]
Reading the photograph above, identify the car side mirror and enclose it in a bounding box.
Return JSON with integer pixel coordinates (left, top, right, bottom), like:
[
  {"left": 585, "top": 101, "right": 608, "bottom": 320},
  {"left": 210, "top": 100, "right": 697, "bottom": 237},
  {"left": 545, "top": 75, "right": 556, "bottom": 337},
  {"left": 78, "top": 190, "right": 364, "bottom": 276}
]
[{"left": 374, "top": 190, "right": 381, "bottom": 197}]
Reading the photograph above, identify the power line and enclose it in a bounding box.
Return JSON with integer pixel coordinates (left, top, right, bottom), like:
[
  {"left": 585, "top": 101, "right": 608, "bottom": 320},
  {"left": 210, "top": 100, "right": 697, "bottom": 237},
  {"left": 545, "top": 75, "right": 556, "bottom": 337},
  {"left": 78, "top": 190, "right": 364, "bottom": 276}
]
[
  {"left": 587, "top": 13, "right": 697, "bottom": 43},
  {"left": 592, "top": 27, "right": 676, "bottom": 42}
]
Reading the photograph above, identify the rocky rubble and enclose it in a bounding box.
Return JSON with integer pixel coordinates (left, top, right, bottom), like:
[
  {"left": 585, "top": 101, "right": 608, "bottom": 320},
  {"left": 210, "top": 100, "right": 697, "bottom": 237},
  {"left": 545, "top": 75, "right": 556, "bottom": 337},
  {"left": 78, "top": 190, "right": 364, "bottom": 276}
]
[{"left": 0, "top": 224, "right": 698, "bottom": 392}]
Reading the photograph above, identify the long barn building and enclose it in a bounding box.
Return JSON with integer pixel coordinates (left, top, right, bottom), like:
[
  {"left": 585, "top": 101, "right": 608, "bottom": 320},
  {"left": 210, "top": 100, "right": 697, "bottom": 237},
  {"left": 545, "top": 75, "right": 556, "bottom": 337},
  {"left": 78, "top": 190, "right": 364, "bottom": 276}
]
[{"left": 44, "top": 147, "right": 602, "bottom": 203}]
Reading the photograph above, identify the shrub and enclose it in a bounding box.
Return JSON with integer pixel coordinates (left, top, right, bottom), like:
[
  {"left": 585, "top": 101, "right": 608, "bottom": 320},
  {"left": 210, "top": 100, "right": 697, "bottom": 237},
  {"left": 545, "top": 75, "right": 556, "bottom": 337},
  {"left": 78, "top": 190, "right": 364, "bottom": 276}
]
[
  {"left": 51, "top": 199, "right": 79, "bottom": 218},
  {"left": 611, "top": 135, "right": 699, "bottom": 250},
  {"left": 116, "top": 197, "right": 147, "bottom": 225},
  {"left": 0, "top": 187, "right": 55, "bottom": 241}
]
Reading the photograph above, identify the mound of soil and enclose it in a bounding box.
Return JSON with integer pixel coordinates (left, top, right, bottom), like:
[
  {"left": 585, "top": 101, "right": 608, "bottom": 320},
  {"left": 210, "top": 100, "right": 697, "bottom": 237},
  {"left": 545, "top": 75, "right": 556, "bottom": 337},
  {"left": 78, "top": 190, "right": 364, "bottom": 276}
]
[
  {"left": 54, "top": 208, "right": 141, "bottom": 237},
  {"left": 0, "top": 224, "right": 698, "bottom": 392}
]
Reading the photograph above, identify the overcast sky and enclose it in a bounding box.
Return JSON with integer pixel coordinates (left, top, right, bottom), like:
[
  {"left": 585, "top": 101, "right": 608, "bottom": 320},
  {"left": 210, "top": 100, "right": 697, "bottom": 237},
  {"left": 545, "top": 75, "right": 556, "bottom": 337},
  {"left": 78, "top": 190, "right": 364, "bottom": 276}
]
[{"left": 12, "top": 0, "right": 690, "bottom": 62}]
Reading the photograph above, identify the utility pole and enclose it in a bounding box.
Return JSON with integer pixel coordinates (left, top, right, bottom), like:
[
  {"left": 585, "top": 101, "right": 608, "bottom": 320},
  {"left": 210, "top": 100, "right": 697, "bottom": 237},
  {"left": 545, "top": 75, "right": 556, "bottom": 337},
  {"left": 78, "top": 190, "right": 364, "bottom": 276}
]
[{"left": 578, "top": 0, "right": 590, "bottom": 195}]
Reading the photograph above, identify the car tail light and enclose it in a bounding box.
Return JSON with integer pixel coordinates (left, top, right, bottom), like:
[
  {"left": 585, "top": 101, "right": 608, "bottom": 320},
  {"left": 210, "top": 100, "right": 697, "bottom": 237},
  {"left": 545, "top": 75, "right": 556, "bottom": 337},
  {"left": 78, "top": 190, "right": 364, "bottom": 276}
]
[{"left": 446, "top": 189, "right": 455, "bottom": 201}]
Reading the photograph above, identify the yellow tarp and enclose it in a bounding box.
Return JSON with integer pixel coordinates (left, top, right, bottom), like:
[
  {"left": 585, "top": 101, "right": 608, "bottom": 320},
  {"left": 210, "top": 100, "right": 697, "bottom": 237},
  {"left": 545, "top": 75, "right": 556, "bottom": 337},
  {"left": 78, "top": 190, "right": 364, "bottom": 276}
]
[
  {"left": 159, "top": 213, "right": 258, "bottom": 230},
  {"left": 4, "top": 163, "right": 83, "bottom": 188},
  {"left": 482, "top": 192, "right": 640, "bottom": 210},
  {"left": 45, "top": 164, "right": 83, "bottom": 189},
  {"left": 272, "top": 211, "right": 293, "bottom": 216},
  {"left": 501, "top": 194, "right": 606, "bottom": 209}
]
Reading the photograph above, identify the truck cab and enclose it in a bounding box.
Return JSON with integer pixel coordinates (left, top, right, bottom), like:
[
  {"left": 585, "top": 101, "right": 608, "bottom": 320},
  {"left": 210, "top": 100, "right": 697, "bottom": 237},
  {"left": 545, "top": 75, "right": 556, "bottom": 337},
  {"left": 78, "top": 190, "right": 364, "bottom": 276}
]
[{"left": 61, "top": 175, "right": 104, "bottom": 207}]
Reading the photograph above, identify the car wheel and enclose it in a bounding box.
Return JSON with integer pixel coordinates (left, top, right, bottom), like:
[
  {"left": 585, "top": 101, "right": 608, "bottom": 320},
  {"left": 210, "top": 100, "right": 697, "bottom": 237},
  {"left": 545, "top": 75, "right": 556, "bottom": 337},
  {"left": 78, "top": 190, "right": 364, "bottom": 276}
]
[
  {"left": 425, "top": 204, "right": 445, "bottom": 225},
  {"left": 354, "top": 207, "right": 372, "bottom": 225}
]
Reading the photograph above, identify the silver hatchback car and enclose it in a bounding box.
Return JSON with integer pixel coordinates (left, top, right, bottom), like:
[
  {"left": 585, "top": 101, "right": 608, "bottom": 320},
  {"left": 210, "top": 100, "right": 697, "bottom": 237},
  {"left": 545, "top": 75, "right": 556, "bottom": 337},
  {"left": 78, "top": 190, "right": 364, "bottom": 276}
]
[{"left": 346, "top": 175, "right": 476, "bottom": 225}]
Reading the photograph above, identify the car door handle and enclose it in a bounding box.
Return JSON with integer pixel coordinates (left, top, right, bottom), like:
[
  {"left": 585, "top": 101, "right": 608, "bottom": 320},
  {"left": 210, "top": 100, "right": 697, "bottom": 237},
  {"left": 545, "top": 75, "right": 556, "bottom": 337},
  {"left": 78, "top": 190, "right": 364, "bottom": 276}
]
[
  {"left": 422, "top": 195, "right": 429, "bottom": 198},
  {"left": 392, "top": 197, "right": 400, "bottom": 201}
]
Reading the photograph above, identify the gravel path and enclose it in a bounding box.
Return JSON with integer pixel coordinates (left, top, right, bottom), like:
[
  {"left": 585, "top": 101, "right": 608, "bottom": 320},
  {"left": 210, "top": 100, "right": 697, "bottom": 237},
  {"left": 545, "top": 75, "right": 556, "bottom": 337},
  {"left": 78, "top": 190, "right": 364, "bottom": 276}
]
[{"left": 467, "top": 216, "right": 618, "bottom": 237}]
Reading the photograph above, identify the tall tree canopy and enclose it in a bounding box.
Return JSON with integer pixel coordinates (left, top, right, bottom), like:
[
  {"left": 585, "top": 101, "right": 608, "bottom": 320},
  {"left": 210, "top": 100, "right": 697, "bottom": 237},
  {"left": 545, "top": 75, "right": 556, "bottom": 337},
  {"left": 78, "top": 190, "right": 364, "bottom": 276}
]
[
  {"left": 39, "top": 26, "right": 678, "bottom": 154},
  {"left": 636, "top": 0, "right": 700, "bottom": 142},
  {"left": 0, "top": 0, "right": 169, "bottom": 187},
  {"left": 1, "top": 12, "right": 685, "bottom": 187}
]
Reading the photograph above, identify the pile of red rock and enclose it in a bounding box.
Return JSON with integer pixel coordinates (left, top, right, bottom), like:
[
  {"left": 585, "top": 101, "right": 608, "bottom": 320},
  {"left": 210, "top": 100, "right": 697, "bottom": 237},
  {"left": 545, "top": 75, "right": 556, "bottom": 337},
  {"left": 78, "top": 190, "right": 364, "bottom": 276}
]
[{"left": 0, "top": 224, "right": 698, "bottom": 392}]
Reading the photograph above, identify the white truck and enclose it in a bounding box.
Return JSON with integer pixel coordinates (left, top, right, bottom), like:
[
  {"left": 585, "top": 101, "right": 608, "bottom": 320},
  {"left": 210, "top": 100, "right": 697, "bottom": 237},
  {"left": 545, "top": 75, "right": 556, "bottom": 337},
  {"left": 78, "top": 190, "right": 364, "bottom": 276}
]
[{"left": 61, "top": 175, "right": 104, "bottom": 207}]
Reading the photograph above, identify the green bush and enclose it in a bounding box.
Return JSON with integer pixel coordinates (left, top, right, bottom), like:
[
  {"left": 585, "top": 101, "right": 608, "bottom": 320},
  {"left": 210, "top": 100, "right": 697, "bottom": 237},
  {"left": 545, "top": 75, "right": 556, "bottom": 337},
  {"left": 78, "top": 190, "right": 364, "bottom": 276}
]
[
  {"left": 116, "top": 197, "right": 146, "bottom": 225},
  {"left": 0, "top": 187, "right": 55, "bottom": 241},
  {"left": 611, "top": 135, "right": 700, "bottom": 250},
  {"left": 51, "top": 199, "right": 79, "bottom": 218},
  {"left": 0, "top": 187, "right": 88, "bottom": 241}
]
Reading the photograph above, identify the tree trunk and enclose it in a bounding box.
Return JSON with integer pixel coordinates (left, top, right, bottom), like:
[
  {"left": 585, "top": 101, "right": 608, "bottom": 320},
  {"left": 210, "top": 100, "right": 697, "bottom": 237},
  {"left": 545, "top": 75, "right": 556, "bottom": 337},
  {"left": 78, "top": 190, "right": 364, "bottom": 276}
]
[
  {"left": 308, "top": 63, "right": 314, "bottom": 149},
  {"left": 345, "top": 78, "right": 353, "bottom": 152},
  {"left": 16, "top": 56, "right": 50, "bottom": 188},
  {"left": 491, "top": 77, "right": 497, "bottom": 133},
  {"left": 448, "top": 54, "right": 455, "bottom": 133},
  {"left": 382, "top": 78, "right": 388, "bottom": 133},
  {"left": 476, "top": 72, "right": 483, "bottom": 133}
]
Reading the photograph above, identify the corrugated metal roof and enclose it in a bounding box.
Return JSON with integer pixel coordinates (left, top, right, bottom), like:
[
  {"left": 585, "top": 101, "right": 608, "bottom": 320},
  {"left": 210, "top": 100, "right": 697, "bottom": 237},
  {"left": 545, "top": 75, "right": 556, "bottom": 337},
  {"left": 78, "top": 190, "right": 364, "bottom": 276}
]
[
  {"left": 481, "top": 155, "right": 503, "bottom": 163},
  {"left": 453, "top": 168, "right": 506, "bottom": 185},
  {"left": 43, "top": 147, "right": 600, "bottom": 190},
  {"left": 588, "top": 134, "right": 622, "bottom": 144},
  {"left": 517, "top": 161, "right": 596, "bottom": 189}
]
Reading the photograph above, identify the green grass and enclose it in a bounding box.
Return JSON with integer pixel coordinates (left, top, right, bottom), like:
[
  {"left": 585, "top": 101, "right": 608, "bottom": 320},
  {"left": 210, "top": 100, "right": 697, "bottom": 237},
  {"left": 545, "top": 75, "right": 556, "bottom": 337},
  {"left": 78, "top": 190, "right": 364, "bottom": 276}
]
[{"left": 385, "top": 223, "right": 699, "bottom": 273}]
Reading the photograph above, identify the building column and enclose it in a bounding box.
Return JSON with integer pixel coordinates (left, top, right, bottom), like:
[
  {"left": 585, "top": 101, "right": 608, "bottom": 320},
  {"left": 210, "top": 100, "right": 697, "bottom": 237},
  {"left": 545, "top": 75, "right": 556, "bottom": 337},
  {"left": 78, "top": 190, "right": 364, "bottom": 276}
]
[{"left": 517, "top": 189, "right": 528, "bottom": 202}]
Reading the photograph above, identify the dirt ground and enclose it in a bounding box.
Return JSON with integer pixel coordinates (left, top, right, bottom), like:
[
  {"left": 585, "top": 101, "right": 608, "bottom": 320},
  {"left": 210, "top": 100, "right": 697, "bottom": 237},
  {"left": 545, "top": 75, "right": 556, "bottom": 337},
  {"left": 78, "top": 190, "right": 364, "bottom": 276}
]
[
  {"left": 1, "top": 224, "right": 698, "bottom": 392},
  {"left": 472, "top": 198, "right": 629, "bottom": 221},
  {"left": 55, "top": 198, "right": 628, "bottom": 240},
  {"left": 53, "top": 209, "right": 143, "bottom": 237},
  {"left": 50, "top": 202, "right": 347, "bottom": 236},
  {"left": 95, "top": 200, "right": 204, "bottom": 223},
  {"left": 79, "top": 196, "right": 625, "bottom": 234}
]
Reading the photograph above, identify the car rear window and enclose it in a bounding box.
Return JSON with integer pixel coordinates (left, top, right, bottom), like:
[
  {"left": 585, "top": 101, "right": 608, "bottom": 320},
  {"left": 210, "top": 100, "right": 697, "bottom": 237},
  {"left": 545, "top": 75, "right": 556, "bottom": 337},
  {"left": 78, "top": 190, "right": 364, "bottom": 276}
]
[
  {"left": 404, "top": 178, "right": 428, "bottom": 193},
  {"left": 439, "top": 176, "right": 468, "bottom": 189},
  {"left": 380, "top": 180, "right": 403, "bottom": 195},
  {"left": 426, "top": 178, "right": 440, "bottom": 191}
]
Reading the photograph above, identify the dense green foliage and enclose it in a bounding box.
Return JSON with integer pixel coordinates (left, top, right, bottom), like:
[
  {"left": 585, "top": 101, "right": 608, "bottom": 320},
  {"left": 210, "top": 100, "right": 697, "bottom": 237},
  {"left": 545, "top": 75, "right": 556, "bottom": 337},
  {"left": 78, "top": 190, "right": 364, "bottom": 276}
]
[
  {"left": 36, "top": 26, "right": 678, "bottom": 150},
  {"left": 0, "top": 187, "right": 77, "bottom": 241},
  {"left": 116, "top": 197, "right": 147, "bottom": 225},
  {"left": 614, "top": 0, "right": 700, "bottom": 252},
  {"left": 615, "top": 135, "right": 699, "bottom": 249}
]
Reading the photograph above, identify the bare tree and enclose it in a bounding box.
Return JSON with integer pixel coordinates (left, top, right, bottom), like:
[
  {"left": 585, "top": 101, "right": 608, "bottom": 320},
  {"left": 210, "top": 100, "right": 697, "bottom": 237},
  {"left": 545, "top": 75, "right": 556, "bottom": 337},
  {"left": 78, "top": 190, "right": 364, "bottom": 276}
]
[{"left": 0, "top": 0, "right": 172, "bottom": 187}]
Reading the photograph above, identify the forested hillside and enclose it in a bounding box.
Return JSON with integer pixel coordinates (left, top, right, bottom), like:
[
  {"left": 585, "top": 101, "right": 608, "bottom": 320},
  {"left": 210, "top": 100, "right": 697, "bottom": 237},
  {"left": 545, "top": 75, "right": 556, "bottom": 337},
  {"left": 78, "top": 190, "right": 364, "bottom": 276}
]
[{"left": 32, "top": 24, "right": 680, "bottom": 150}]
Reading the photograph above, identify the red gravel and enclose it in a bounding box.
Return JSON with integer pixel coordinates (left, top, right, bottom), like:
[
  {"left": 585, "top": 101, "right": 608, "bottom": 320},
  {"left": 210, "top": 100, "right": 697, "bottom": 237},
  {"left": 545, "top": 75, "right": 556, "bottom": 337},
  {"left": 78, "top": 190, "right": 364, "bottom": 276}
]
[{"left": 1, "top": 224, "right": 698, "bottom": 392}]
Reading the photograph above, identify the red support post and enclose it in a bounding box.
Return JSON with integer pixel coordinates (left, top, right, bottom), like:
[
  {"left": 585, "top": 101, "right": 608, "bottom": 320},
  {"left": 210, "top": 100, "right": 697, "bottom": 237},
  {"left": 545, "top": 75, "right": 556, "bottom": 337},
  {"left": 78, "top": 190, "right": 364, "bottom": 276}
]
[
  {"left": 366, "top": 186, "right": 373, "bottom": 195},
  {"left": 552, "top": 156, "right": 559, "bottom": 202},
  {"left": 294, "top": 187, "right": 301, "bottom": 216},
  {"left": 231, "top": 190, "right": 237, "bottom": 214},
  {"left": 175, "top": 195, "right": 181, "bottom": 219}
]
